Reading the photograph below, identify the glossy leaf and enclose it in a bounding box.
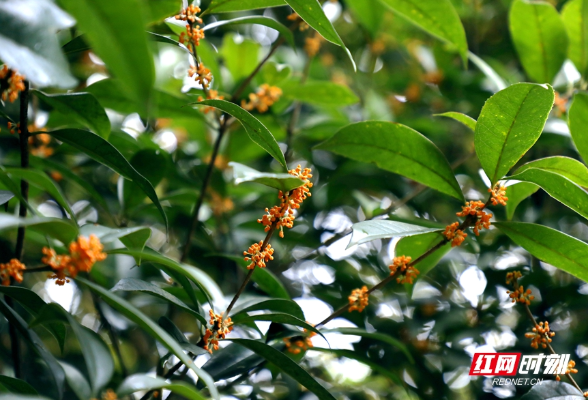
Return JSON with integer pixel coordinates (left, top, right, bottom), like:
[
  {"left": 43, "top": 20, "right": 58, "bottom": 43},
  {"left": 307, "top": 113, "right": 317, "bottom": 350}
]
[
  {"left": 0, "top": 0, "right": 75, "bottom": 88},
  {"left": 515, "top": 156, "right": 588, "bottom": 188},
  {"left": 495, "top": 222, "right": 588, "bottom": 283},
  {"left": 229, "top": 162, "right": 304, "bottom": 192},
  {"left": 284, "top": 0, "right": 355, "bottom": 69},
  {"left": 346, "top": 0, "right": 386, "bottom": 39},
  {"left": 79, "top": 224, "right": 152, "bottom": 265},
  {"left": 232, "top": 313, "right": 324, "bottom": 340},
  {"left": 508, "top": 168, "right": 588, "bottom": 220},
  {"left": 203, "top": 0, "right": 285, "bottom": 14},
  {"left": 76, "top": 278, "right": 219, "bottom": 399},
  {"left": 509, "top": 0, "right": 568, "bottom": 83},
  {"left": 0, "top": 168, "right": 35, "bottom": 214},
  {"left": 562, "top": 0, "right": 588, "bottom": 77},
  {"left": 158, "top": 316, "right": 208, "bottom": 355},
  {"left": 231, "top": 298, "right": 303, "bottom": 319},
  {"left": 0, "top": 190, "right": 14, "bottom": 206},
  {"left": 0, "top": 395, "right": 51, "bottom": 400},
  {"left": 33, "top": 91, "right": 111, "bottom": 138},
  {"left": 520, "top": 380, "right": 583, "bottom": 399},
  {"left": 0, "top": 214, "right": 78, "bottom": 245},
  {"left": 0, "top": 376, "right": 37, "bottom": 395},
  {"left": 123, "top": 149, "right": 168, "bottom": 213},
  {"left": 3, "top": 168, "right": 76, "bottom": 222},
  {"left": 196, "top": 100, "right": 287, "bottom": 169},
  {"left": 58, "top": 0, "right": 154, "bottom": 107},
  {"left": 279, "top": 81, "right": 359, "bottom": 106},
  {"left": 468, "top": 52, "right": 507, "bottom": 92},
  {"left": 348, "top": 220, "right": 441, "bottom": 248},
  {"left": 378, "top": 0, "right": 468, "bottom": 64},
  {"left": 202, "top": 343, "right": 264, "bottom": 381},
  {"left": 30, "top": 303, "right": 114, "bottom": 397},
  {"left": 316, "top": 121, "right": 464, "bottom": 200},
  {"left": 203, "top": 16, "right": 295, "bottom": 48},
  {"left": 59, "top": 362, "right": 91, "bottom": 400},
  {"left": 435, "top": 112, "right": 476, "bottom": 131},
  {"left": 475, "top": 83, "right": 554, "bottom": 184},
  {"left": 229, "top": 338, "right": 336, "bottom": 400},
  {"left": 117, "top": 375, "right": 207, "bottom": 400},
  {"left": 568, "top": 92, "right": 588, "bottom": 163},
  {"left": 112, "top": 278, "right": 207, "bottom": 325},
  {"left": 47, "top": 129, "right": 168, "bottom": 231},
  {"left": 504, "top": 182, "right": 539, "bottom": 220}
]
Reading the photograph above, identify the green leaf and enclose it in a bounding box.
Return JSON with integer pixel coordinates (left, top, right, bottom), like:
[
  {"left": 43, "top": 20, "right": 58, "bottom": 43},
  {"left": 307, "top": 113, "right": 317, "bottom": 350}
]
[
  {"left": 47, "top": 129, "right": 168, "bottom": 231},
  {"left": 0, "top": 299, "right": 65, "bottom": 399},
  {"left": 30, "top": 303, "right": 114, "bottom": 397},
  {"left": 58, "top": 0, "right": 154, "bottom": 107},
  {"left": 59, "top": 362, "right": 91, "bottom": 400},
  {"left": 505, "top": 182, "right": 539, "bottom": 220},
  {"left": 434, "top": 112, "right": 476, "bottom": 131},
  {"left": 117, "top": 374, "right": 207, "bottom": 400},
  {"left": 219, "top": 34, "right": 261, "bottom": 82},
  {"left": 145, "top": 0, "right": 179, "bottom": 23},
  {"left": 0, "top": 214, "right": 78, "bottom": 245},
  {"left": 229, "top": 162, "right": 304, "bottom": 192},
  {"left": 279, "top": 81, "right": 359, "bottom": 106},
  {"left": 3, "top": 168, "right": 76, "bottom": 223},
  {"left": 232, "top": 312, "right": 322, "bottom": 335},
  {"left": 79, "top": 224, "right": 151, "bottom": 264},
  {"left": 76, "top": 278, "right": 219, "bottom": 399},
  {"left": 158, "top": 316, "right": 208, "bottom": 355},
  {"left": 112, "top": 278, "right": 207, "bottom": 325},
  {"left": 495, "top": 222, "right": 588, "bottom": 283},
  {"left": 321, "top": 327, "right": 413, "bottom": 363},
  {"left": 348, "top": 220, "right": 442, "bottom": 248},
  {"left": 0, "top": 190, "right": 13, "bottom": 206},
  {"left": 311, "top": 348, "right": 402, "bottom": 384},
  {"left": 515, "top": 156, "right": 588, "bottom": 188},
  {"left": 468, "top": 52, "right": 507, "bottom": 92},
  {"left": 196, "top": 100, "right": 287, "bottom": 169},
  {"left": 202, "top": 343, "right": 264, "bottom": 381},
  {"left": 346, "top": 0, "right": 386, "bottom": 39},
  {"left": 520, "top": 380, "right": 583, "bottom": 399},
  {"left": 0, "top": 0, "right": 76, "bottom": 88},
  {"left": 0, "top": 395, "right": 51, "bottom": 400},
  {"left": 62, "top": 35, "right": 91, "bottom": 55},
  {"left": 568, "top": 92, "right": 588, "bottom": 163},
  {"left": 33, "top": 91, "right": 111, "bottom": 139},
  {"left": 508, "top": 168, "right": 588, "bottom": 220},
  {"left": 87, "top": 79, "right": 204, "bottom": 121},
  {"left": 0, "top": 376, "right": 37, "bottom": 395},
  {"left": 204, "top": 16, "right": 295, "bottom": 48},
  {"left": 316, "top": 121, "right": 464, "bottom": 200},
  {"left": 562, "top": 0, "right": 588, "bottom": 77},
  {"left": 229, "top": 338, "right": 336, "bottom": 400},
  {"left": 509, "top": 0, "right": 568, "bottom": 83},
  {"left": 283, "top": 0, "right": 356, "bottom": 70},
  {"left": 203, "top": 0, "right": 286, "bottom": 14},
  {"left": 377, "top": 0, "right": 468, "bottom": 64},
  {"left": 475, "top": 83, "right": 555, "bottom": 184},
  {"left": 0, "top": 169, "right": 35, "bottom": 215},
  {"left": 231, "top": 298, "right": 304, "bottom": 320},
  {"left": 123, "top": 149, "right": 168, "bottom": 213}
]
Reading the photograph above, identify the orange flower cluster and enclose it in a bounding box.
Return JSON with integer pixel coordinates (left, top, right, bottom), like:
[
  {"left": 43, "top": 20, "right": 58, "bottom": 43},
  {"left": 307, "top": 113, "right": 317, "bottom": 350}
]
[
  {"left": 197, "top": 90, "right": 224, "bottom": 113},
  {"left": 0, "top": 65, "right": 25, "bottom": 103},
  {"left": 286, "top": 13, "right": 309, "bottom": 31},
  {"left": 210, "top": 191, "right": 234, "bottom": 216},
  {"left": 505, "top": 271, "right": 522, "bottom": 286},
  {"left": 7, "top": 122, "right": 20, "bottom": 135},
  {"left": 175, "top": 5, "right": 202, "bottom": 24},
  {"left": 283, "top": 326, "right": 316, "bottom": 354},
  {"left": 443, "top": 222, "right": 467, "bottom": 247},
  {"left": 305, "top": 33, "right": 323, "bottom": 57},
  {"left": 506, "top": 285, "right": 534, "bottom": 305},
  {"left": 489, "top": 184, "right": 508, "bottom": 206},
  {"left": 388, "top": 256, "right": 419, "bottom": 284},
  {"left": 202, "top": 310, "right": 233, "bottom": 353},
  {"left": 348, "top": 286, "right": 369, "bottom": 312},
  {"left": 42, "top": 235, "right": 107, "bottom": 285},
  {"left": 241, "top": 84, "right": 282, "bottom": 113},
  {"left": 524, "top": 321, "right": 554, "bottom": 349},
  {"left": 456, "top": 200, "right": 492, "bottom": 236},
  {"left": 243, "top": 241, "right": 274, "bottom": 269},
  {"left": 188, "top": 63, "right": 212, "bottom": 88},
  {"left": 179, "top": 24, "right": 205, "bottom": 46},
  {"left": 0, "top": 259, "right": 26, "bottom": 286},
  {"left": 91, "top": 389, "right": 118, "bottom": 400},
  {"left": 29, "top": 133, "right": 53, "bottom": 157}
]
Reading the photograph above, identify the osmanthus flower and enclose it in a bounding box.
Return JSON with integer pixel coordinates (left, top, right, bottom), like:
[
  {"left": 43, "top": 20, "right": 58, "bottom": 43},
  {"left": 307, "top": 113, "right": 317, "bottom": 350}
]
[
  {"left": 7, "top": 122, "right": 20, "bottom": 135},
  {"left": 29, "top": 133, "right": 54, "bottom": 158},
  {"left": 243, "top": 241, "right": 274, "bottom": 269},
  {"left": 524, "top": 321, "right": 554, "bottom": 349},
  {"left": 489, "top": 184, "right": 508, "bottom": 206},
  {"left": 175, "top": 5, "right": 205, "bottom": 47},
  {"left": 505, "top": 271, "right": 522, "bottom": 285},
  {"left": 0, "top": 65, "right": 25, "bottom": 103},
  {"left": 174, "top": 5, "right": 202, "bottom": 24},
  {"left": 443, "top": 222, "right": 467, "bottom": 247},
  {"left": 241, "top": 84, "right": 283, "bottom": 113},
  {"left": 42, "top": 234, "right": 107, "bottom": 285},
  {"left": 0, "top": 259, "right": 26, "bottom": 286},
  {"left": 197, "top": 89, "right": 225, "bottom": 114},
  {"left": 283, "top": 325, "right": 316, "bottom": 354},
  {"left": 348, "top": 286, "right": 369, "bottom": 312},
  {"left": 456, "top": 200, "right": 493, "bottom": 236},
  {"left": 286, "top": 13, "right": 309, "bottom": 31},
  {"left": 90, "top": 389, "right": 118, "bottom": 400},
  {"left": 188, "top": 63, "right": 212, "bottom": 88},
  {"left": 388, "top": 255, "right": 419, "bottom": 284},
  {"left": 304, "top": 33, "right": 323, "bottom": 57},
  {"left": 507, "top": 285, "right": 534, "bottom": 305},
  {"left": 203, "top": 310, "right": 233, "bottom": 353}
]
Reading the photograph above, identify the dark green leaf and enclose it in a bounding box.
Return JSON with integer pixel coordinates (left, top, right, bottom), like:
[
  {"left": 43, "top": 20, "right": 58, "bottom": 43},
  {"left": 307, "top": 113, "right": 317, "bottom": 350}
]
[
  {"left": 231, "top": 299, "right": 304, "bottom": 320},
  {"left": 509, "top": 0, "right": 568, "bottom": 83},
  {"left": 117, "top": 375, "right": 207, "bottom": 400},
  {"left": 229, "top": 162, "right": 304, "bottom": 192},
  {"left": 504, "top": 182, "right": 539, "bottom": 220},
  {"left": 33, "top": 91, "right": 111, "bottom": 139},
  {"left": 59, "top": 362, "right": 91, "bottom": 400},
  {"left": 196, "top": 100, "right": 287, "bottom": 169},
  {"left": 47, "top": 129, "right": 168, "bottom": 231},
  {"left": 61, "top": 34, "right": 90, "bottom": 55},
  {"left": 377, "top": 0, "right": 468, "bottom": 64},
  {"left": 475, "top": 83, "right": 554, "bottom": 184},
  {"left": 202, "top": 343, "right": 264, "bottom": 381},
  {"left": 348, "top": 220, "right": 441, "bottom": 248},
  {"left": 316, "top": 121, "right": 464, "bottom": 200},
  {"left": 495, "top": 222, "right": 588, "bottom": 283},
  {"left": 123, "top": 149, "right": 168, "bottom": 212},
  {"left": 0, "top": 169, "right": 35, "bottom": 215},
  {"left": 76, "top": 278, "right": 219, "bottom": 399},
  {"left": 568, "top": 92, "right": 588, "bottom": 163},
  {"left": 203, "top": 0, "right": 286, "bottom": 14},
  {"left": 279, "top": 81, "right": 359, "bottom": 106},
  {"left": 0, "top": 395, "right": 51, "bottom": 400},
  {"left": 158, "top": 317, "right": 208, "bottom": 355},
  {"left": 515, "top": 156, "right": 588, "bottom": 188},
  {"left": 0, "top": 0, "right": 75, "bottom": 88},
  {"left": 434, "top": 112, "right": 476, "bottom": 131},
  {"left": 58, "top": 0, "right": 154, "bottom": 107},
  {"left": 0, "top": 376, "right": 37, "bottom": 395},
  {"left": 232, "top": 312, "right": 318, "bottom": 332},
  {"left": 0, "top": 214, "right": 78, "bottom": 245},
  {"left": 562, "top": 0, "right": 588, "bottom": 77},
  {"left": 346, "top": 0, "right": 386, "bottom": 39},
  {"left": 229, "top": 338, "right": 336, "bottom": 400},
  {"left": 204, "top": 16, "right": 295, "bottom": 48},
  {"left": 0, "top": 191, "right": 14, "bottom": 206},
  {"left": 520, "top": 380, "right": 583, "bottom": 399}
]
